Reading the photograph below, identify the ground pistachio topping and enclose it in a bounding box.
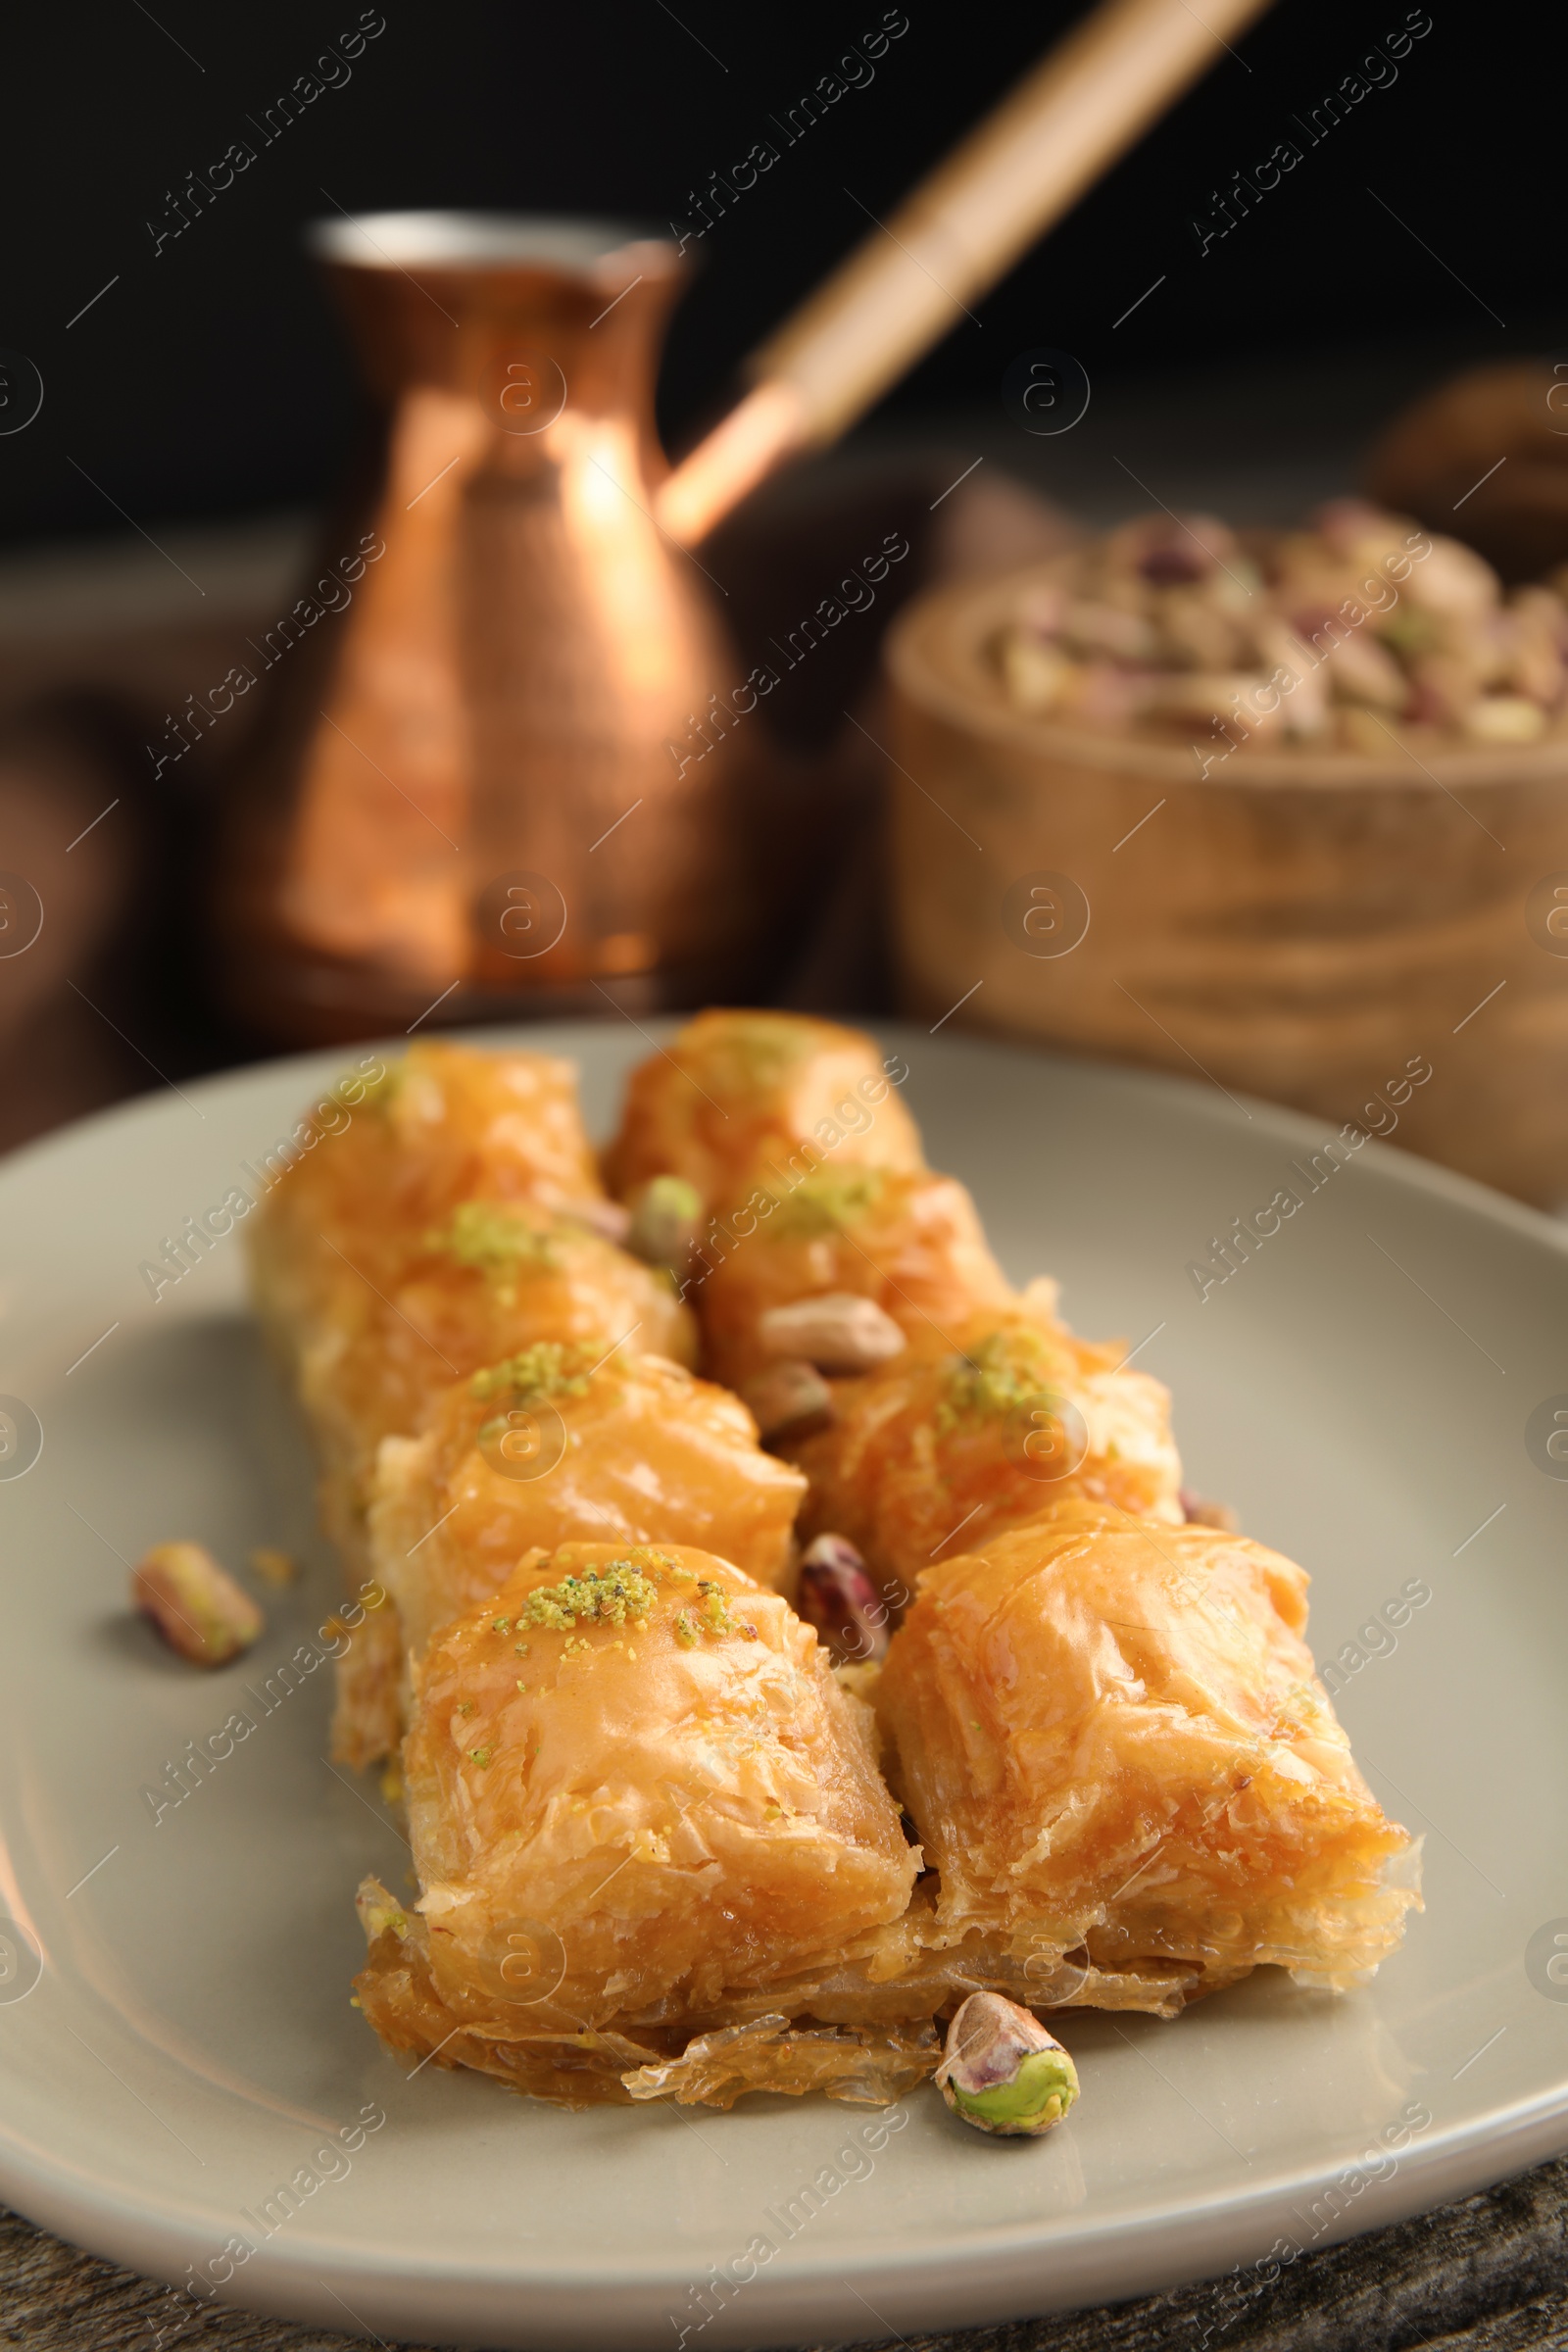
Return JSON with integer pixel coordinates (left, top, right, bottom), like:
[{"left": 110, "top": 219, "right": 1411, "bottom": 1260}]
[
  {"left": 521, "top": 1561, "right": 664, "bottom": 1631},
  {"left": 358, "top": 1059, "right": 402, "bottom": 1109},
  {"left": 767, "top": 1166, "right": 887, "bottom": 1241},
  {"left": 708, "top": 1014, "right": 815, "bottom": 1095},
  {"left": 469, "top": 1341, "right": 599, "bottom": 1408},
  {"left": 426, "top": 1200, "right": 561, "bottom": 1281},
  {"left": 937, "top": 1324, "right": 1070, "bottom": 1433},
  {"left": 673, "top": 1577, "right": 757, "bottom": 1646}
]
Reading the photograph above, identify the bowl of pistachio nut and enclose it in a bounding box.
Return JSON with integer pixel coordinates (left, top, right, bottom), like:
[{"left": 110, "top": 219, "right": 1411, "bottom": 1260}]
[{"left": 885, "top": 500, "right": 1568, "bottom": 1205}]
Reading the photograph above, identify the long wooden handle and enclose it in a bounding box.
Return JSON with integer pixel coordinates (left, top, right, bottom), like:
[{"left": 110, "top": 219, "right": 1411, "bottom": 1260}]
[{"left": 657, "top": 0, "right": 1272, "bottom": 544}]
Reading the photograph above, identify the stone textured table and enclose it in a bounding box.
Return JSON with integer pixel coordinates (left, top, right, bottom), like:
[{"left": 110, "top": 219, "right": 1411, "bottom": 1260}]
[{"left": 6, "top": 2158, "right": 1568, "bottom": 2351}]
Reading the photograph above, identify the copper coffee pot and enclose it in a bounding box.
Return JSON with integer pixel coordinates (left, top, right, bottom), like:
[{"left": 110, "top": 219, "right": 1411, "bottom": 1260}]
[
  {"left": 220, "top": 213, "right": 759, "bottom": 1044},
  {"left": 220, "top": 0, "right": 1270, "bottom": 1043}
]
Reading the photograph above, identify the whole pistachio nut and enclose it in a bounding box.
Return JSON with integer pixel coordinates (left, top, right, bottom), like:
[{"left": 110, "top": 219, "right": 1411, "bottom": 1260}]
[
  {"left": 557, "top": 1196, "right": 632, "bottom": 1246},
  {"left": 132, "top": 1541, "right": 264, "bottom": 1667},
  {"left": 1180, "top": 1489, "right": 1239, "bottom": 1533},
  {"left": 740, "top": 1358, "right": 834, "bottom": 1443},
  {"left": 758, "top": 1293, "right": 906, "bottom": 1374},
  {"left": 626, "top": 1175, "right": 704, "bottom": 1269},
  {"left": 797, "top": 1532, "right": 888, "bottom": 1662},
  {"left": 937, "top": 1991, "right": 1079, "bottom": 2137}
]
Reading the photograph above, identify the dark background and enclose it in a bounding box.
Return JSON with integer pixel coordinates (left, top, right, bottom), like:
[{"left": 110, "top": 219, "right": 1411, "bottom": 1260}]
[{"left": 0, "top": 0, "right": 1558, "bottom": 550}]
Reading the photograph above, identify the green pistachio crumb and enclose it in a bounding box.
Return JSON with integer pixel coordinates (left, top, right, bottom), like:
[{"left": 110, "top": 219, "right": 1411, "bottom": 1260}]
[
  {"left": 426, "top": 1202, "right": 561, "bottom": 1282},
  {"left": 708, "top": 1016, "right": 815, "bottom": 1095},
  {"left": 937, "top": 1325, "right": 1071, "bottom": 1434},
  {"left": 469, "top": 1341, "right": 598, "bottom": 1408},
  {"left": 469, "top": 1745, "right": 494, "bottom": 1767},
  {"left": 522, "top": 1562, "right": 662, "bottom": 1631},
  {"left": 766, "top": 1167, "right": 887, "bottom": 1240},
  {"left": 700, "top": 1585, "right": 734, "bottom": 1635}
]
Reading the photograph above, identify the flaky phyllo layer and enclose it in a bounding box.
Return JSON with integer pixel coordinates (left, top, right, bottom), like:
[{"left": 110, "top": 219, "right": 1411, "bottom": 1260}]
[
  {"left": 370, "top": 1349, "right": 806, "bottom": 1665},
  {"left": 875, "top": 1500, "right": 1420, "bottom": 1994},
  {"left": 247, "top": 1018, "right": 1419, "bottom": 2111},
  {"left": 784, "top": 1303, "right": 1186, "bottom": 1597},
  {"left": 354, "top": 1499, "right": 1417, "bottom": 2106},
  {"left": 245, "top": 1042, "right": 698, "bottom": 1763},
  {"left": 353, "top": 1543, "right": 927, "bottom": 2105}
]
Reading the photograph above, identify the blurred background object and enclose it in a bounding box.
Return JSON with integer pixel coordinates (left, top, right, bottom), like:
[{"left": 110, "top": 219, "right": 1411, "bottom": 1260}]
[
  {"left": 1365, "top": 360, "right": 1568, "bottom": 584},
  {"left": 218, "top": 212, "right": 761, "bottom": 1044},
  {"left": 0, "top": 0, "right": 1564, "bottom": 1190},
  {"left": 888, "top": 557, "right": 1568, "bottom": 1206},
  {"left": 219, "top": 0, "right": 1262, "bottom": 1046},
  {"left": 0, "top": 698, "right": 153, "bottom": 1152},
  {"left": 656, "top": 0, "right": 1272, "bottom": 542}
]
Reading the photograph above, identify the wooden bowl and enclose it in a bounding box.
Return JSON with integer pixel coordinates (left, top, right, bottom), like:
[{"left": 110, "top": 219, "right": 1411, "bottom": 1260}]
[{"left": 885, "top": 563, "right": 1568, "bottom": 1207}]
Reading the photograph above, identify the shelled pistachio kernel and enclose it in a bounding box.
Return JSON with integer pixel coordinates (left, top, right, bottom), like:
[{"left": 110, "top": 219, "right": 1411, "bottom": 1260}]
[
  {"left": 132, "top": 1542, "right": 264, "bottom": 1668},
  {"left": 740, "top": 1358, "right": 834, "bottom": 1442},
  {"left": 555, "top": 1196, "right": 632, "bottom": 1246},
  {"left": 758, "top": 1293, "right": 906, "bottom": 1373},
  {"left": 937, "top": 1992, "right": 1079, "bottom": 2137},
  {"left": 797, "top": 1532, "right": 888, "bottom": 1663},
  {"left": 626, "top": 1175, "right": 704, "bottom": 1269}
]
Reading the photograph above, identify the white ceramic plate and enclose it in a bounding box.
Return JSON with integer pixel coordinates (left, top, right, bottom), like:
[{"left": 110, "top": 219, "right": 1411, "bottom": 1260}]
[{"left": 2, "top": 1021, "right": 1566, "bottom": 2350}]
